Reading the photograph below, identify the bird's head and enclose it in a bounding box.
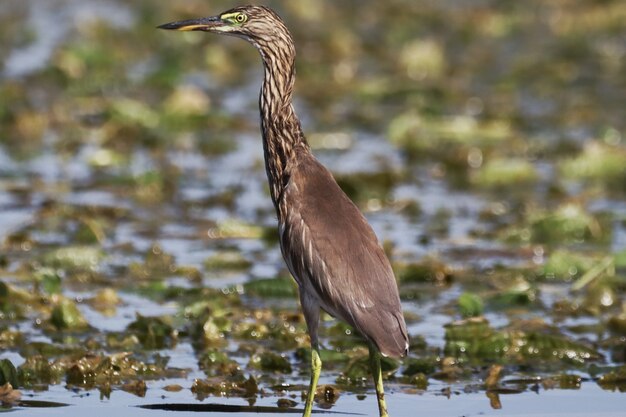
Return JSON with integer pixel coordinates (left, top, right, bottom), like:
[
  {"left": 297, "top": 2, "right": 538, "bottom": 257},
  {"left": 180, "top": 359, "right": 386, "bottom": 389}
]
[{"left": 158, "top": 5, "right": 290, "bottom": 46}]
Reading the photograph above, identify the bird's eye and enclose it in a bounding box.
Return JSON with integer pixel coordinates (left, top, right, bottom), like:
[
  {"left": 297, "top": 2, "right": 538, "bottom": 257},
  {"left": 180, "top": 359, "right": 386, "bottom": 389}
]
[{"left": 235, "top": 13, "right": 247, "bottom": 23}]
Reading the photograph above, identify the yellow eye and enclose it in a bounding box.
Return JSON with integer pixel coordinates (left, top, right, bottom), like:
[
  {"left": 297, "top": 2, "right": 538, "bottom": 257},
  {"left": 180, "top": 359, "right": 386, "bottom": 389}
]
[{"left": 235, "top": 13, "right": 247, "bottom": 23}]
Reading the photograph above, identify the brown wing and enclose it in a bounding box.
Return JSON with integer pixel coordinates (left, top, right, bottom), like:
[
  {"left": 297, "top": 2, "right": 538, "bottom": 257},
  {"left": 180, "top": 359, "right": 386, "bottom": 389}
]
[{"left": 279, "top": 148, "right": 408, "bottom": 357}]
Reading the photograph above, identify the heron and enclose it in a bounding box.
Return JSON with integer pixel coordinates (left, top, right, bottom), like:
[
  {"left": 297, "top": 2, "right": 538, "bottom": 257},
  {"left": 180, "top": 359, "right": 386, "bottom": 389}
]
[{"left": 158, "top": 6, "right": 408, "bottom": 417}]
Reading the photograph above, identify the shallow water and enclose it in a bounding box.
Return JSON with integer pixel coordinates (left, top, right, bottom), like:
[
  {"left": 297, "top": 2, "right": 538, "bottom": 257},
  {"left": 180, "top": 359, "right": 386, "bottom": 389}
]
[
  {"left": 1, "top": 0, "right": 625, "bottom": 416},
  {"left": 14, "top": 382, "right": 626, "bottom": 417}
]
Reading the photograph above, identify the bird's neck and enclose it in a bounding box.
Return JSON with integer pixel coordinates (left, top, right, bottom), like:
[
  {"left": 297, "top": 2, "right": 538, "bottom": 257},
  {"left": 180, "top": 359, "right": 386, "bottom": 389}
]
[{"left": 257, "top": 43, "right": 309, "bottom": 208}]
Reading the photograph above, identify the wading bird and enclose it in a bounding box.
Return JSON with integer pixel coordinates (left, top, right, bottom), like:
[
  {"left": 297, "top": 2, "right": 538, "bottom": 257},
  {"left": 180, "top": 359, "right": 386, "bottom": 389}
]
[{"left": 159, "top": 6, "right": 408, "bottom": 417}]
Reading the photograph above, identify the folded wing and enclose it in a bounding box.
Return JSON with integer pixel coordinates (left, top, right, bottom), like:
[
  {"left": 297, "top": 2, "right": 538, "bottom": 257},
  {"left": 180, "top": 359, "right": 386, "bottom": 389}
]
[{"left": 279, "top": 149, "right": 408, "bottom": 357}]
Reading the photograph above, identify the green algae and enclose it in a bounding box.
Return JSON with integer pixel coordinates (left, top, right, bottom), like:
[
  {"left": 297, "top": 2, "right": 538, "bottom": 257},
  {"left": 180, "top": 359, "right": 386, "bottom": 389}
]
[
  {"left": 444, "top": 318, "right": 602, "bottom": 368},
  {"left": 539, "top": 250, "right": 599, "bottom": 281},
  {"left": 502, "top": 203, "right": 612, "bottom": 245},
  {"left": 394, "top": 257, "right": 454, "bottom": 284},
  {"left": 64, "top": 353, "right": 169, "bottom": 390},
  {"left": 597, "top": 366, "right": 626, "bottom": 391},
  {"left": 16, "top": 351, "right": 171, "bottom": 393},
  {"left": 191, "top": 375, "right": 259, "bottom": 400},
  {"left": 0, "top": 281, "right": 24, "bottom": 319},
  {"left": 88, "top": 288, "right": 121, "bottom": 315},
  {"left": 312, "top": 384, "right": 341, "bottom": 408},
  {"left": 402, "top": 357, "right": 438, "bottom": 377},
  {"left": 471, "top": 158, "right": 539, "bottom": 188},
  {"left": 18, "top": 356, "right": 64, "bottom": 389},
  {"left": 457, "top": 292, "right": 484, "bottom": 318},
  {"left": 0, "top": 0, "right": 624, "bottom": 411},
  {"left": 121, "top": 379, "right": 147, "bottom": 397},
  {"left": 607, "top": 315, "right": 626, "bottom": 335},
  {"left": 560, "top": 142, "right": 626, "bottom": 190},
  {"left": 204, "top": 251, "right": 252, "bottom": 272},
  {"left": 126, "top": 314, "right": 176, "bottom": 350},
  {"left": 487, "top": 276, "right": 537, "bottom": 310},
  {"left": 335, "top": 170, "right": 403, "bottom": 204},
  {"left": 0, "top": 360, "right": 18, "bottom": 388},
  {"left": 200, "top": 315, "right": 232, "bottom": 346},
  {"left": 33, "top": 268, "right": 62, "bottom": 295},
  {"left": 336, "top": 352, "right": 399, "bottom": 386},
  {"left": 128, "top": 244, "right": 177, "bottom": 281},
  {"left": 0, "top": 328, "right": 23, "bottom": 350},
  {"left": 207, "top": 219, "right": 264, "bottom": 240},
  {"left": 49, "top": 298, "right": 89, "bottom": 331},
  {"left": 243, "top": 277, "right": 298, "bottom": 298},
  {"left": 42, "top": 247, "right": 103, "bottom": 271},
  {"left": 444, "top": 319, "right": 508, "bottom": 361},
  {"left": 198, "top": 348, "right": 241, "bottom": 377},
  {"left": 295, "top": 347, "right": 350, "bottom": 367},
  {"left": 388, "top": 113, "right": 512, "bottom": 159},
  {"left": 249, "top": 351, "right": 292, "bottom": 374}
]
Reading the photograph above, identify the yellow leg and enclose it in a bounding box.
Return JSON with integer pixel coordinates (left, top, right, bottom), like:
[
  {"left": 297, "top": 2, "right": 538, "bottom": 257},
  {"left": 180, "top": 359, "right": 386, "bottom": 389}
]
[
  {"left": 302, "top": 345, "right": 322, "bottom": 417},
  {"left": 369, "top": 343, "right": 389, "bottom": 417}
]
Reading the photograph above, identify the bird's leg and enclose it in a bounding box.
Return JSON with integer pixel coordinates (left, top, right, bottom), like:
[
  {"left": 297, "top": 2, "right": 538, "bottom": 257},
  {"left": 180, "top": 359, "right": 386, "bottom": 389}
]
[
  {"left": 300, "top": 293, "right": 321, "bottom": 417},
  {"left": 303, "top": 342, "right": 322, "bottom": 417},
  {"left": 369, "top": 342, "right": 389, "bottom": 417}
]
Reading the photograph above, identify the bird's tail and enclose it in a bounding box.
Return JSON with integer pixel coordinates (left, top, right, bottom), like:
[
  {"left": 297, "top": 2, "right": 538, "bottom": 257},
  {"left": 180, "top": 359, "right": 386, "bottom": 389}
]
[{"left": 362, "top": 310, "right": 409, "bottom": 358}]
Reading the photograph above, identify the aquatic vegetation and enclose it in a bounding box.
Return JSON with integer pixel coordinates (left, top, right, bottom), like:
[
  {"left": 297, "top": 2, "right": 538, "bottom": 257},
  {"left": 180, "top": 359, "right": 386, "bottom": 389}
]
[
  {"left": 128, "top": 244, "right": 176, "bottom": 281},
  {"left": 457, "top": 292, "right": 484, "bottom": 318},
  {"left": 313, "top": 384, "right": 341, "bottom": 407},
  {"left": 336, "top": 351, "right": 399, "bottom": 386},
  {"left": 204, "top": 250, "right": 252, "bottom": 272},
  {"left": 249, "top": 351, "right": 292, "bottom": 374},
  {"left": 49, "top": 298, "right": 89, "bottom": 330},
  {"left": 126, "top": 314, "right": 176, "bottom": 349},
  {"left": 42, "top": 246, "right": 104, "bottom": 272},
  {"left": 597, "top": 366, "right": 626, "bottom": 391},
  {"left": 388, "top": 113, "right": 512, "bottom": 159},
  {"left": 0, "top": 383, "right": 20, "bottom": 406},
  {"left": 18, "top": 356, "right": 64, "bottom": 388},
  {"left": 243, "top": 276, "right": 298, "bottom": 298},
  {"left": 471, "top": 158, "right": 539, "bottom": 188},
  {"left": 402, "top": 357, "right": 438, "bottom": 377},
  {"left": 502, "top": 203, "right": 612, "bottom": 245},
  {"left": 560, "top": 141, "right": 626, "bottom": 191},
  {"left": 33, "top": 268, "right": 62, "bottom": 295},
  {"left": 0, "top": 0, "right": 624, "bottom": 413},
  {"left": 444, "top": 319, "right": 508, "bottom": 361},
  {"left": 539, "top": 249, "right": 600, "bottom": 281},
  {"left": 206, "top": 219, "right": 264, "bottom": 239},
  {"left": 335, "top": 170, "right": 403, "bottom": 204},
  {"left": 607, "top": 315, "right": 626, "bottom": 335},
  {"left": 64, "top": 353, "right": 167, "bottom": 390},
  {"left": 0, "top": 360, "right": 18, "bottom": 387},
  {"left": 198, "top": 348, "right": 240, "bottom": 377},
  {"left": 444, "top": 318, "right": 602, "bottom": 369},
  {"left": 191, "top": 375, "right": 258, "bottom": 400},
  {"left": 88, "top": 288, "right": 121, "bottom": 315},
  {"left": 394, "top": 257, "right": 454, "bottom": 285}
]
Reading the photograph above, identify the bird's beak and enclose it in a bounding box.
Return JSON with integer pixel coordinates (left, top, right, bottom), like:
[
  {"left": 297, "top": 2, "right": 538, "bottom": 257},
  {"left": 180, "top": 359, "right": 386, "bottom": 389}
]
[{"left": 157, "top": 16, "right": 223, "bottom": 32}]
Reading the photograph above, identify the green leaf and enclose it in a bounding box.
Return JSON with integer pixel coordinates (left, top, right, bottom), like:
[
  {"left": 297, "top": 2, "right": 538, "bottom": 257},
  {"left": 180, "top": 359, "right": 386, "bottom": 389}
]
[
  {"left": 126, "top": 314, "right": 175, "bottom": 349},
  {"left": 458, "top": 292, "right": 484, "bottom": 318},
  {"left": 249, "top": 351, "right": 292, "bottom": 374},
  {"left": 50, "top": 299, "right": 89, "bottom": 330},
  {"left": 0, "top": 359, "right": 18, "bottom": 387},
  {"left": 34, "top": 268, "right": 62, "bottom": 295},
  {"left": 243, "top": 277, "right": 297, "bottom": 298}
]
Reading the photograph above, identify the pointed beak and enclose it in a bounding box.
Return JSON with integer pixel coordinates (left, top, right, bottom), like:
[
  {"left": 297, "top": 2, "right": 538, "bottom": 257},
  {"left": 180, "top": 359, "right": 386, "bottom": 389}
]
[{"left": 157, "top": 16, "right": 222, "bottom": 32}]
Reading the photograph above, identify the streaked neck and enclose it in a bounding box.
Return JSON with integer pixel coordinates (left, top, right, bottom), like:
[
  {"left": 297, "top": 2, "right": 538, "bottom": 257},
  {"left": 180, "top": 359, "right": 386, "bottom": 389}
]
[{"left": 255, "top": 37, "right": 309, "bottom": 207}]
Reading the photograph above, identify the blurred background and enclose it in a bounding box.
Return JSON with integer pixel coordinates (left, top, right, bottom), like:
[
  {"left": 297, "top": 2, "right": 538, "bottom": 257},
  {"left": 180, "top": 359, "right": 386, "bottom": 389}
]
[{"left": 0, "top": 0, "right": 625, "bottom": 415}]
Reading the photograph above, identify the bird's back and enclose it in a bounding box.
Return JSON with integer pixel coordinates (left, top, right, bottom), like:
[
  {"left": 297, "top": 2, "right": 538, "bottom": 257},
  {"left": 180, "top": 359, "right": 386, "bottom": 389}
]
[{"left": 278, "top": 147, "right": 408, "bottom": 357}]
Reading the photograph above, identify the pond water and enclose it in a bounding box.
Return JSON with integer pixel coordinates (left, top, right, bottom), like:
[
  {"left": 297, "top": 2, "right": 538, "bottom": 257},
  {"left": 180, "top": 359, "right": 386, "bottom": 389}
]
[
  {"left": 15, "top": 382, "right": 626, "bottom": 417},
  {"left": 1, "top": 0, "right": 625, "bottom": 416}
]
